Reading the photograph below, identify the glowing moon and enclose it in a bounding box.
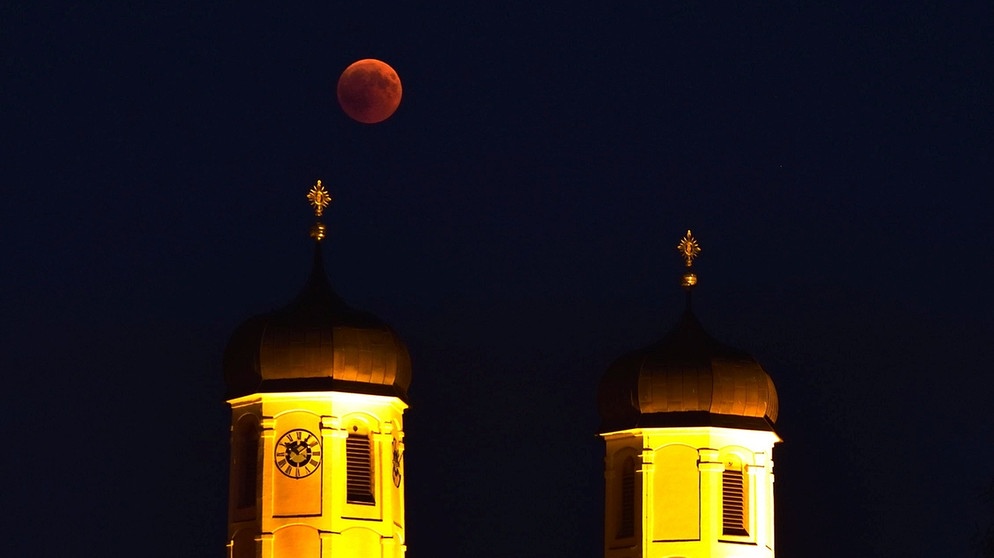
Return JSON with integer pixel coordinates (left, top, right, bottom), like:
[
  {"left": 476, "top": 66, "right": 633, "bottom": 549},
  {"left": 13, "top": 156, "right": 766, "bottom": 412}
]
[{"left": 336, "top": 59, "right": 402, "bottom": 124}]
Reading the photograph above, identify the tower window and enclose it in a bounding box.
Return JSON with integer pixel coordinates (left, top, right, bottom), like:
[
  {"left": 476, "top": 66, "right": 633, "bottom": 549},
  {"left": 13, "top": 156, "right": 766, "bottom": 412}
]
[
  {"left": 233, "top": 418, "right": 259, "bottom": 511},
  {"left": 346, "top": 433, "right": 374, "bottom": 504},
  {"left": 721, "top": 467, "right": 748, "bottom": 536},
  {"left": 618, "top": 456, "right": 636, "bottom": 538}
]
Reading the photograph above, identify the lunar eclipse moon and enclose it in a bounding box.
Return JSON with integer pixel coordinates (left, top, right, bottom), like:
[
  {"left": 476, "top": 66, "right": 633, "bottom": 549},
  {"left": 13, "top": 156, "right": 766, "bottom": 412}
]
[{"left": 336, "top": 59, "right": 402, "bottom": 124}]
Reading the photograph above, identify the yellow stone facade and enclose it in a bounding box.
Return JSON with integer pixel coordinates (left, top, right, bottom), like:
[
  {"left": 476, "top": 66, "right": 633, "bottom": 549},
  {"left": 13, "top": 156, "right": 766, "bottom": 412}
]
[
  {"left": 602, "top": 426, "right": 780, "bottom": 558},
  {"left": 226, "top": 391, "right": 408, "bottom": 558}
]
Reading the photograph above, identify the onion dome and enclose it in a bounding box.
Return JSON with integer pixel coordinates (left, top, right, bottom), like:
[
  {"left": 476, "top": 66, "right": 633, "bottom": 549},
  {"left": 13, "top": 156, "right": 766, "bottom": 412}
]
[
  {"left": 223, "top": 180, "right": 411, "bottom": 401},
  {"left": 597, "top": 231, "right": 778, "bottom": 433}
]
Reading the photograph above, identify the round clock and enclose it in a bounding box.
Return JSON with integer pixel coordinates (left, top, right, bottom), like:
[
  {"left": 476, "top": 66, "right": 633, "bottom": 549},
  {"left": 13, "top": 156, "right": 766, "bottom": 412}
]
[
  {"left": 275, "top": 429, "right": 321, "bottom": 479},
  {"left": 391, "top": 438, "right": 403, "bottom": 487}
]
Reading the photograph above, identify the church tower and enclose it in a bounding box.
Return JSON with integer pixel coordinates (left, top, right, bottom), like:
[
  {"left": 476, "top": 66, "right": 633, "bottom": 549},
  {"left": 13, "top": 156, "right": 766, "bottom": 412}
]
[
  {"left": 598, "top": 231, "right": 780, "bottom": 558},
  {"left": 223, "top": 181, "right": 411, "bottom": 558}
]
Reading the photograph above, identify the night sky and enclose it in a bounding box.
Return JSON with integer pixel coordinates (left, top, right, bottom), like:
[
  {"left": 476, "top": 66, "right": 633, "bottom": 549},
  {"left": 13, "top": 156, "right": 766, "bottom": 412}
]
[{"left": 4, "top": 2, "right": 993, "bottom": 557}]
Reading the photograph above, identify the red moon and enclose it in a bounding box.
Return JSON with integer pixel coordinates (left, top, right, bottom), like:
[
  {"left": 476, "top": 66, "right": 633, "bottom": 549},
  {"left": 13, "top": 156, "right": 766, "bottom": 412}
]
[{"left": 336, "top": 59, "right": 402, "bottom": 124}]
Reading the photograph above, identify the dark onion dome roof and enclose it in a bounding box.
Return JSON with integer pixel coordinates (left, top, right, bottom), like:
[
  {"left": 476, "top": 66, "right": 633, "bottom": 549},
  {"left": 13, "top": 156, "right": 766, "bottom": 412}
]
[
  {"left": 598, "top": 306, "right": 778, "bottom": 433},
  {"left": 223, "top": 241, "right": 411, "bottom": 401}
]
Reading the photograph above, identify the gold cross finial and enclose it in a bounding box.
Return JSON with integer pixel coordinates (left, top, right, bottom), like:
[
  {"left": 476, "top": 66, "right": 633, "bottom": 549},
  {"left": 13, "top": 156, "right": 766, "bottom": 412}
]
[
  {"left": 307, "top": 180, "right": 332, "bottom": 217},
  {"left": 677, "top": 230, "right": 700, "bottom": 289},
  {"left": 677, "top": 230, "right": 701, "bottom": 267},
  {"left": 307, "top": 180, "right": 331, "bottom": 241}
]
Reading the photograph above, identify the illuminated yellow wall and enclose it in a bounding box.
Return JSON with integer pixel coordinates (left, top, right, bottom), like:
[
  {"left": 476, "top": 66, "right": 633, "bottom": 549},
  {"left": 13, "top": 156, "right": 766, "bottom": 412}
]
[
  {"left": 602, "top": 426, "right": 779, "bottom": 558},
  {"left": 226, "top": 391, "right": 408, "bottom": 558}
]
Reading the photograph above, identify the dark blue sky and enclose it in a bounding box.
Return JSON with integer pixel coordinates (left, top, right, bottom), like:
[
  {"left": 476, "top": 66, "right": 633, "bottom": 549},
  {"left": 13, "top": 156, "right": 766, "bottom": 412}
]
[{"left": 3, "top": 2, "right": 993, "bottom": 557}]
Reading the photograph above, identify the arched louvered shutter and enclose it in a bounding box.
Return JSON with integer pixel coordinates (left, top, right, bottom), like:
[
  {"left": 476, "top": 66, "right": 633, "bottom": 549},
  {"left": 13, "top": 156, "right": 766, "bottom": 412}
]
[{"left": 346, "top": 433, "right": 374, "bottom": 504}]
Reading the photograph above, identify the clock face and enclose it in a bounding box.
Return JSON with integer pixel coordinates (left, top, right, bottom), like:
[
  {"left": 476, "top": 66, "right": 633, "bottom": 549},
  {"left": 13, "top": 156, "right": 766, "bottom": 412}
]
[
  {"left": 275, "top": 429, "right": 321, "bottom": 479},
  {"left": 391, "top": 438, "right": 403, "bottom": 487}
]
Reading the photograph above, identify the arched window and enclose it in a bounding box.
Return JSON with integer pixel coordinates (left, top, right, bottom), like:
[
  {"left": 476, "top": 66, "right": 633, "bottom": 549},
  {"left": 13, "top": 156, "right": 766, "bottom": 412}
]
[
  {"left": 721, "top": 457, "right": 749, "bottom": 537},
  {"left": 346, "top": 428, "right": 374, "bottom": 504},
  {"left": 618, "top": 456, "right": 636, "bottom": 538},
  {"left": 232, "top": 416, "right": 260, "bottom": 512}
]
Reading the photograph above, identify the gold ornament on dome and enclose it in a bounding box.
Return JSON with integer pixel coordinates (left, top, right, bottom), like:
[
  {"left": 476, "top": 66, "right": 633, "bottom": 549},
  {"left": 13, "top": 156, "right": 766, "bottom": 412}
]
[
  {"left": 307, "top": 180, "right": 331, "bottom": 242},
  {"left": 309, "top": 222, "right": 327, "bottom": 241},
  {"left": 307, "top": 180, "right": 332, "bottom": 217},
  {"left": 677, "top": 230, "right": 701, "bottom": 267}
]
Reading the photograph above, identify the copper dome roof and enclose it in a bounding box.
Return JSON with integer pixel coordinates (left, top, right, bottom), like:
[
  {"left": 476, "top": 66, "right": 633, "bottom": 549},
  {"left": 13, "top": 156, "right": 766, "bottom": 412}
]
[
  {"left": 223, "top": 242, "right": 411, "bottom": 401},
  {"left": 597, "top": 305, "right": 778, "bottom": 433}
]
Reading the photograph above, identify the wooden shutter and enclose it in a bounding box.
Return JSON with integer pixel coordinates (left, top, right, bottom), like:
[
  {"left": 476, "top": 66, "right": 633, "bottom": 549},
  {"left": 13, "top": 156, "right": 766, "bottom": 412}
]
[
  {"left": 618, "top": 456, "right": 635, "bottom": 538},
  {"left": 721, "top": 469, "right": 748, "bottom": 536},
  {"left": 234, "top": 420, "right": 259, "bottom": 510},
  {"left": 346, "top": 434, "right": 374, "bottom": 504}
]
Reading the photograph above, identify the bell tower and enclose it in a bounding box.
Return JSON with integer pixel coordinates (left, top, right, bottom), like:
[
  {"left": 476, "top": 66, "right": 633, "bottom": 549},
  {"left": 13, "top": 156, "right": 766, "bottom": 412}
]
[
  {"left": 598, "top": 231, "right": 781, "bottom": 558},
  {"left": 223, "top": 181, "right": 411, "bottom": 558}
]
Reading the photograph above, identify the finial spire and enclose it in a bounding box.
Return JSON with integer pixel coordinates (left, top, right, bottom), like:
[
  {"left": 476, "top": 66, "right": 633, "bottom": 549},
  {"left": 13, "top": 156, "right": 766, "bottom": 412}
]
[
  {"left": 307, "top": 180, "right": 332, "bottom": 241},
  {"left": 677, "top": 229, "right": 700, "bottom": 289}
]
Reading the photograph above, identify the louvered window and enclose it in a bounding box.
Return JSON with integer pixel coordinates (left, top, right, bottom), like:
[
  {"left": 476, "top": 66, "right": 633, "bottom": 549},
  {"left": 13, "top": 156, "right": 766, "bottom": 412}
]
[
  {"left": 618, "top": 456, "right": 636, "bottom": 538},
  {"left": 346, "top": 433, "right": 374, "bottom": 504},
  {"left": 721, "top": 469, "right": 748, "bottom": 536},
  {"left": 233, "top": 419, "right": 259, "bottom": 510}
]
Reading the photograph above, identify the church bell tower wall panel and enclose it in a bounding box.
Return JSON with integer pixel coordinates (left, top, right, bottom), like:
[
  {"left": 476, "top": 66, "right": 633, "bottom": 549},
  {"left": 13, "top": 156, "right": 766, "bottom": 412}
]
[
  {"left": 228, "top": 400, "right": 265, "bottom": 543},
  {"left": 272, "top": 524, "right": 321, "bottom": 557},
  {"left": 334, "top": 526, "right": 390, "bottom": 558},
  {"left": 650, "top": 443, "right": 700, "bottom": 542},
  {"left": 271, "top": 410, "right": 323, "bottom": 517},
  {"left": 388, "top": 433, "right": 405, "bottom": 530},
  {"left": 339, "top": 412, "right": 384, "bottom": 523},
  {"left": 229, "top": 411, "right": 262, "bottom": 525},
  {"left": 603, "top": 434, "right": 642, "bottom": 557}
]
